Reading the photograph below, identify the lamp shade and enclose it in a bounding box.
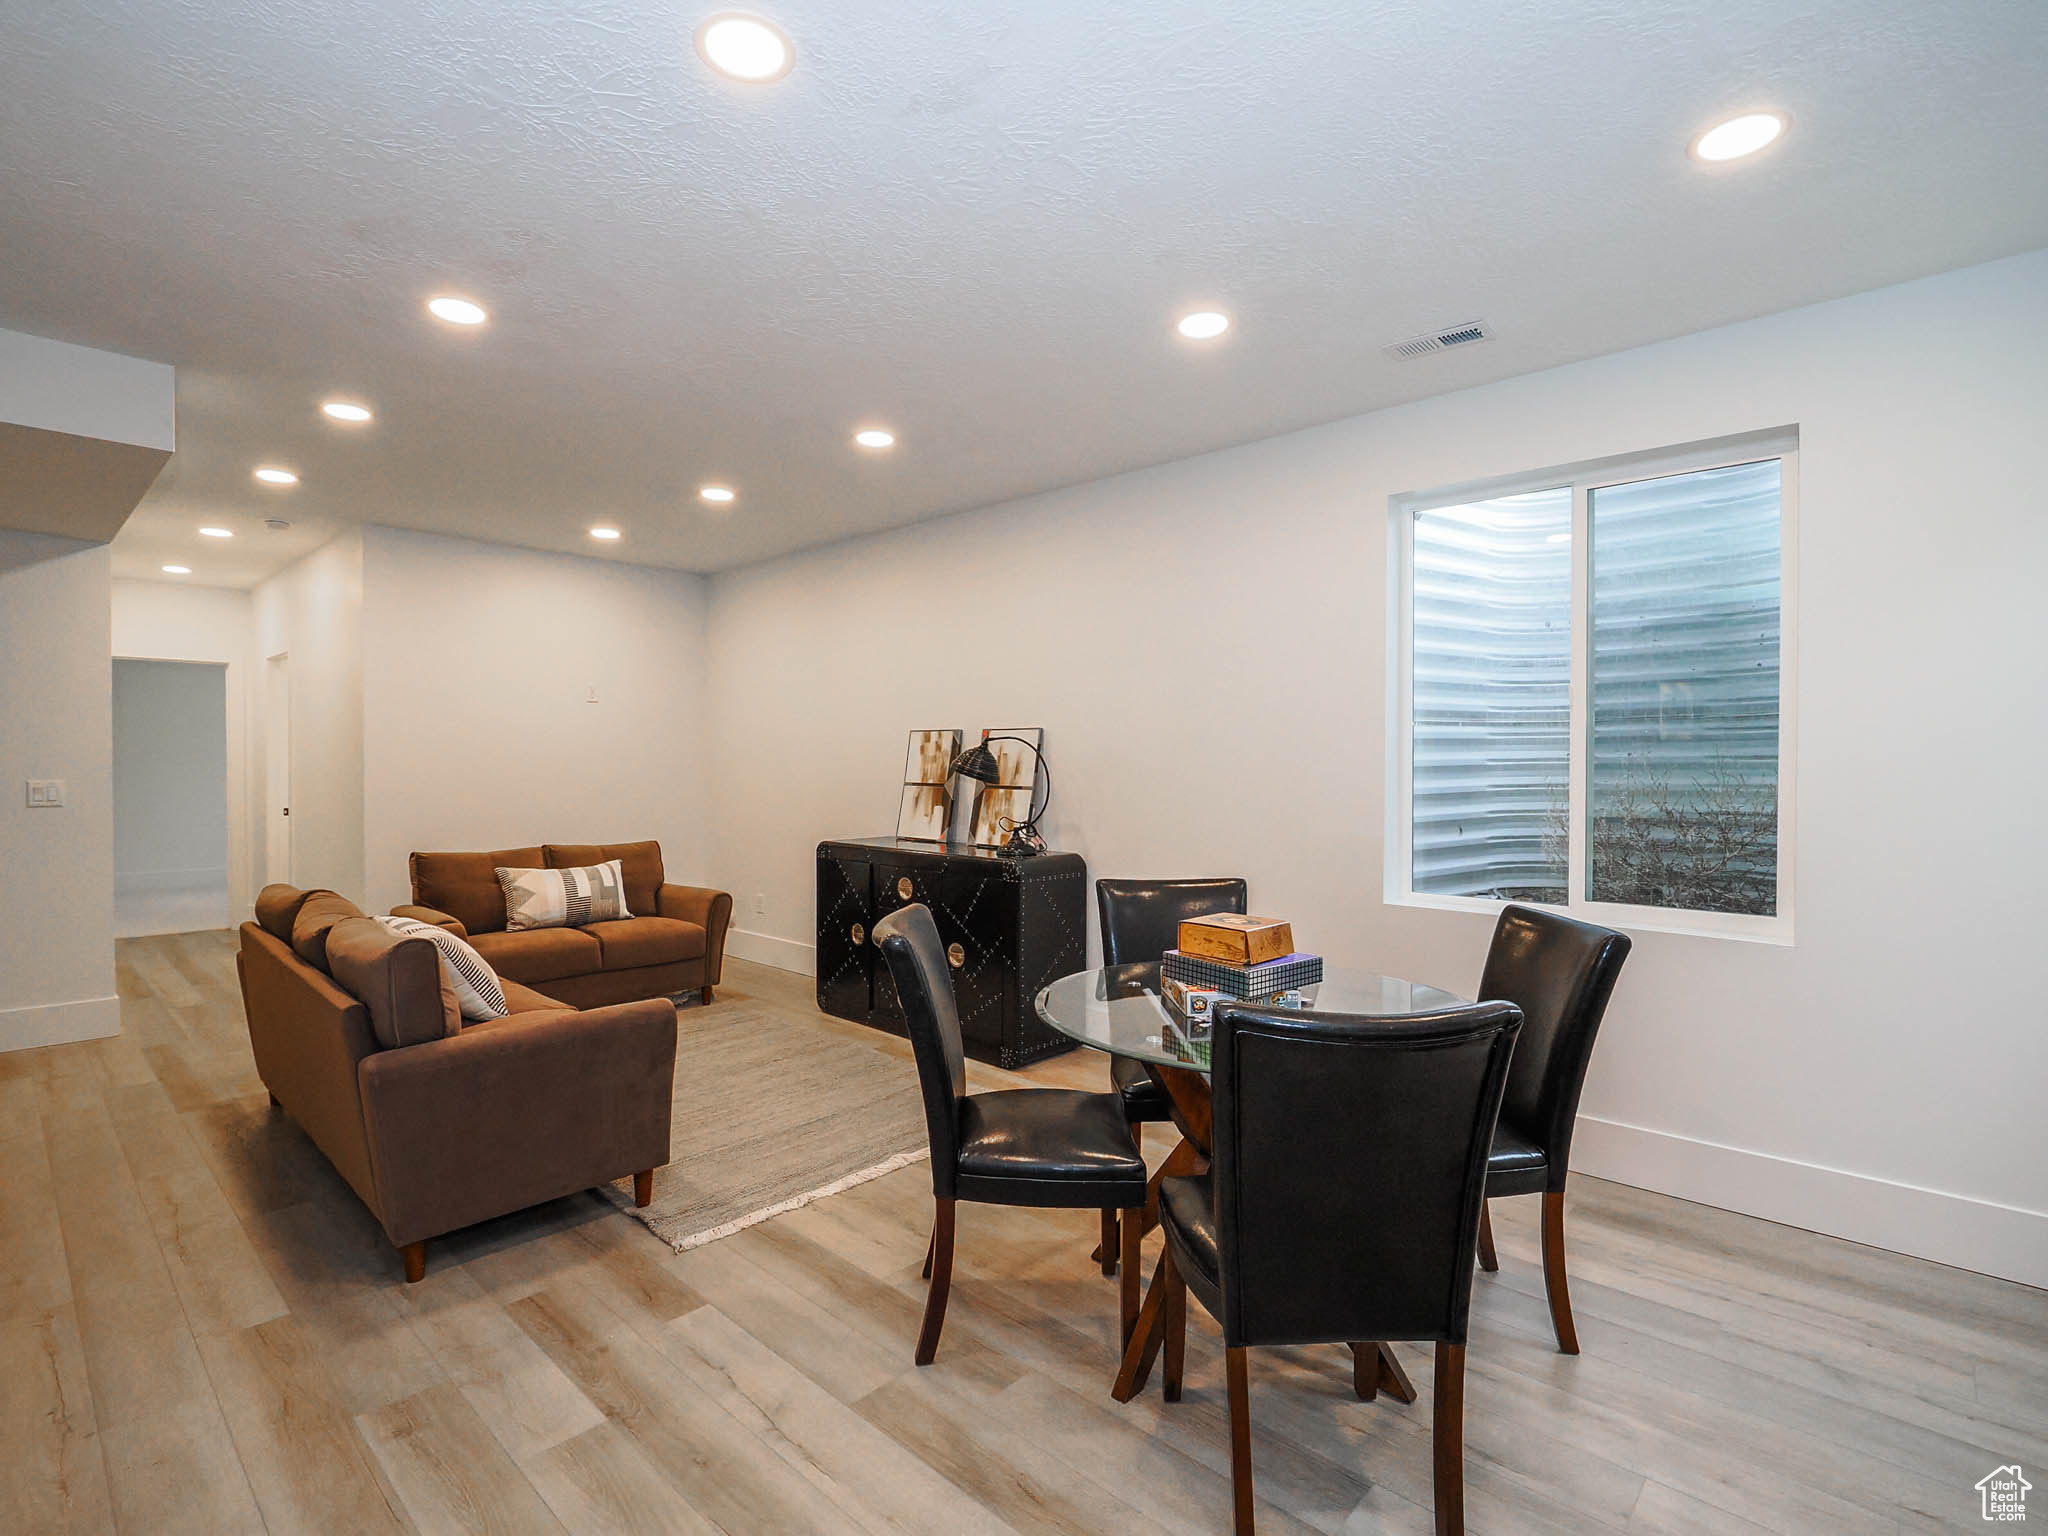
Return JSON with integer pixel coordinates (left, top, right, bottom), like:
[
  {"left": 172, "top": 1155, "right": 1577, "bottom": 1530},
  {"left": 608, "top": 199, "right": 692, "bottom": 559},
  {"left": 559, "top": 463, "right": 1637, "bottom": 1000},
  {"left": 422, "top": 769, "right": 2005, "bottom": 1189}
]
[{"left": 950, "top": 741, "right": 1001, "bottom": 784}]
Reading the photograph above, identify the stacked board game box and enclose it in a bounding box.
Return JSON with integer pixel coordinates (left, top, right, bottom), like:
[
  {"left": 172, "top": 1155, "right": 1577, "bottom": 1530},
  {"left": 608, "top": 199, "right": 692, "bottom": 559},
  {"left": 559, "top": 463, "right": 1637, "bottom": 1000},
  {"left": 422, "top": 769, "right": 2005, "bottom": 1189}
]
[{"left": 1161, "top": 913, "right": 1323, "bottom": 999}]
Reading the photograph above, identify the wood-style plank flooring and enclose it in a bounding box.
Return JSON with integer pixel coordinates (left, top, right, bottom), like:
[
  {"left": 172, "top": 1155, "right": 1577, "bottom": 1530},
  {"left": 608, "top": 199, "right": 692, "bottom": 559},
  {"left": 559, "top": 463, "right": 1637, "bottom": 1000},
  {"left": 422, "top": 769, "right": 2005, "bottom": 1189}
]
[{"left": 2, "top": 929, "right": 2042, "bottom": 1533}]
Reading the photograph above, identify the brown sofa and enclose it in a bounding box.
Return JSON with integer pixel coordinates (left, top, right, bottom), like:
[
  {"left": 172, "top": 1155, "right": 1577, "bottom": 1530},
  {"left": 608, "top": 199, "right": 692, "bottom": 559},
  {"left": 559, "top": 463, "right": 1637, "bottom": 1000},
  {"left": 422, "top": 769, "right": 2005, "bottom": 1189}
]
[
  {"left": 236, "top": 882, "right": 678, "bottom": 1281},
  {"left": 398, "top": 840, "right": 732, "bottom": 1007}
]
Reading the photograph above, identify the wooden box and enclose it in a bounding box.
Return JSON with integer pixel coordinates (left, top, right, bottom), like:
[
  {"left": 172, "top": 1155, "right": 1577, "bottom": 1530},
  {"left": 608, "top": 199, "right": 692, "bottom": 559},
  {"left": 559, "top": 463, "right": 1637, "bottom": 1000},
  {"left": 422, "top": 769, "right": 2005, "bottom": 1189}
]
[{"left": 1175, "top": 913, "right": 1295, "bottom": 966}]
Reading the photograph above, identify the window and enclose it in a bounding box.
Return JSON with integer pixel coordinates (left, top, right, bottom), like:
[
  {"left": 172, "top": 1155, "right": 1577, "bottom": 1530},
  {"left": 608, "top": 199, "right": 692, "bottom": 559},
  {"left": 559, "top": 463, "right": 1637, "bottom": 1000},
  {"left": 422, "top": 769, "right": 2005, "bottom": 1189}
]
[{"left": 1394, "top": 435, "right": 1795, "bottom": 938}]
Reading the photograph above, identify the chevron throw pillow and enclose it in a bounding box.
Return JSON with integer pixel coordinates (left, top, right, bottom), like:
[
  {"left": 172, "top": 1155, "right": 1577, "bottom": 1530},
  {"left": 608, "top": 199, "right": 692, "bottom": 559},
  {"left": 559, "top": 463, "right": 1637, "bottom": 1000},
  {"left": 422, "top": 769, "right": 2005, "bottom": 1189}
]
[{"left": 496, "top": 859, "right": 629, "bottom": 932}]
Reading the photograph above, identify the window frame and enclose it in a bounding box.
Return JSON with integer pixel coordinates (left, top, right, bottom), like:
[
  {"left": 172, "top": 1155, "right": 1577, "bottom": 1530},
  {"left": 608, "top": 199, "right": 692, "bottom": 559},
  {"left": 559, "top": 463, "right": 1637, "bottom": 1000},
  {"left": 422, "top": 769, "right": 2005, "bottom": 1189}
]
[{"left": 1387, "top": 429, "right": 1799, "bottom": 945}]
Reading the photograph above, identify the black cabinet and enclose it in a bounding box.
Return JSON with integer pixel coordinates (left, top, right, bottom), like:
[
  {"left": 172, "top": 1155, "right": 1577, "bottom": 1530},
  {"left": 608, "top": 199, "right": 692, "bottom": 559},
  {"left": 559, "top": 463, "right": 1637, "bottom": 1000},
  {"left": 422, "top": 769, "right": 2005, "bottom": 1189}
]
[{"left": 815, "top": 838, "right": 1085, "bottom": 1068}]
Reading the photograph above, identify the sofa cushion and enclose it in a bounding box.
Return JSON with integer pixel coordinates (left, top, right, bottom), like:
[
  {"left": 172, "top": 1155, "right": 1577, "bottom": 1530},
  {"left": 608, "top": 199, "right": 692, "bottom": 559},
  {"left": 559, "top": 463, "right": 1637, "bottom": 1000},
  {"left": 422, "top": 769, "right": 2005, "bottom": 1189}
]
[
  {"left": 497, "top": 860, "right": 630, "bottom": 932},
  {"left": 584, "top": 916, "right": 706, "bottom": 972},
  {"left": 546, "top": 842, "right": 664, "bottom": 918},
  {"left": 383, "top": 916, "right": 510, "bottom": 1022},
  {"left": 291, "top": 891, "right": 364, "bottom": 971},
  {"left": 410, "top": 847, "right": 544, "bottom": 936},
  {"left": 326, "top": 916, "right": 460, "bottom": 1048},
  {"left": 255, "top": 882, "right": 318, "bottom": 941},
  {"left": 468, "top": 925, "right": 604, "bottom": 985},
  {"left": 501, "top": 979, "right": 566, "bottom": 1013}
]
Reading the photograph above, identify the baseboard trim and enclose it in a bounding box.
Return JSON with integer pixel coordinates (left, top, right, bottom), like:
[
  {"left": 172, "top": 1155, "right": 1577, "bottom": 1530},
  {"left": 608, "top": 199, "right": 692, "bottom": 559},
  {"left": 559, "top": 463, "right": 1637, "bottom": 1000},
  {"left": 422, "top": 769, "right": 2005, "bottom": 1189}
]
[
  {"left": 0, "top": 995, "right": 121, "bottom": 1054},
  {"left": 1573, "top": 1114, "right": 2048, "bottom": 1290},
  {"left": 725, "top": 928, "right": 816, "bottom": 975}
]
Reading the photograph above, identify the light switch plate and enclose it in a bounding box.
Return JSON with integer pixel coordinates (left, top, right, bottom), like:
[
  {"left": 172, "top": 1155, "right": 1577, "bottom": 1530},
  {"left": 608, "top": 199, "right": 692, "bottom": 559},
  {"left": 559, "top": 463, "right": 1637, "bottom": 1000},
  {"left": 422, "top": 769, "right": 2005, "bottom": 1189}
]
[{"left": 27, "top": 779, "right": 65, "bottom": 807}]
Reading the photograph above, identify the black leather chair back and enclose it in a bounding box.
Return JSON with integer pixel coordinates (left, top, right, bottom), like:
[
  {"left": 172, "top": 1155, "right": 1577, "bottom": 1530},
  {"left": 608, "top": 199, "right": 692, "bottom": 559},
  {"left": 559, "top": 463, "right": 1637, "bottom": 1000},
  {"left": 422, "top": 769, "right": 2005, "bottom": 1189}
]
[
  {"left": 1479, "top": 905, "right": 1631, "bottom": 1187},
  {"left": 1096, "top": 878, "right": 1248, "bottom": 967},
  {"left": 872, "top": 905, "right": 966, "bottom": 1197},
  {"left": 1208, "top": 999, "right": 1522, "bottom": 1348}
]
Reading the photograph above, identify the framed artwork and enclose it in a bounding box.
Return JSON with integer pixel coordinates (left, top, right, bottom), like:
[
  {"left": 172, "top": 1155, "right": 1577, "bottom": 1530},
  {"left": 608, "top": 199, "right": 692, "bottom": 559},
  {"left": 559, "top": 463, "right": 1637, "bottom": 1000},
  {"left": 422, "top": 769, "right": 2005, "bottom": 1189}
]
[
  {"left": 964, "top": 726, "right": 1043, "bottom": 847},
  {"left": 896, "top": 728, "right": 961, "bottom": 842}
]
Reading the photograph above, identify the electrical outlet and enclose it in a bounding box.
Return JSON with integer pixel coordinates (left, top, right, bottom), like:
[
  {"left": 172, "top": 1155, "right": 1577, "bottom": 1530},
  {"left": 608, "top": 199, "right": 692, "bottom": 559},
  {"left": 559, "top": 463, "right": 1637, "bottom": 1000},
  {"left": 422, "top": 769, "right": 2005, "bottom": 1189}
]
[
  {"left": 585, "top": 684, "right": 600, "bottom": 704},
  {"left": 752, "top": 892, "right": 767, "bottom": 917},
  {"left": 26, "top": 779, "right": 65, "bottom": 807}
]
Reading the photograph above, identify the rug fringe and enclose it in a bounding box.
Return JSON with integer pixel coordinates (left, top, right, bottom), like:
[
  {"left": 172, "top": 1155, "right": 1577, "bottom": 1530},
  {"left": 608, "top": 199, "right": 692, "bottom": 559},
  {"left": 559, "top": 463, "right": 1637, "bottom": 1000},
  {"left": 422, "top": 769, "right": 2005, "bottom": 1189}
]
[{"left": 653, "top": 1146, "right": 932, "bottom": 1254}]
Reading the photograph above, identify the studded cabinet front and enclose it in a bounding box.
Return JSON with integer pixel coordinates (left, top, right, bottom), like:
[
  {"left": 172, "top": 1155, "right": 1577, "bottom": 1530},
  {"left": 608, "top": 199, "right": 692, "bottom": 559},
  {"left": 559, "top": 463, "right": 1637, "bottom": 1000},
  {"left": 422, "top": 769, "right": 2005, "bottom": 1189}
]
[
  {"left": 814, "top": 854, "right": 873, "bottom": 1026},
  {"left": 815, "top": 839, "right": 1085, "bottom": 1068}
]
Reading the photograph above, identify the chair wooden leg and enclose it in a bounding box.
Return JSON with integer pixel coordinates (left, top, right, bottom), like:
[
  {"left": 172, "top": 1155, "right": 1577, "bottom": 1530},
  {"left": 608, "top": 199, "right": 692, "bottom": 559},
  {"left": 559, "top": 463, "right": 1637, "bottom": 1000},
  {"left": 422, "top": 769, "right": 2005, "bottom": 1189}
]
[
  {"left": 1475, "top": 1201, "right": 1498, "bottom": 1272},
  {"left": 1432, "top": 1342, "right": 1465, "bottom": 1536},
  {"left": 633, "top": 1169, "right": 655, "bottom": 1208},
  {"left": 1226, "top": 1345, "right": 1255, "bottom": 1534},
  {"left": 1093, "top": 1123, "right": 1144, "bottom": 1265},
  {"left": 921, "top": 1227, "right": 934, "bottom": 1279},
  {"left": 700, "top": 985, "right": 715, "bottom": 1003},
  {"left": 1161, "top": 1248, "right": 1187, "bottom": 1402},
  {"left": 914, "top": 1198, "right": 955, "bottom": 1366},
  {"left": 1120, "top": 1205, "right": 1142, "bottom": 1346},
  {"left": 1541, "top": 1189, "right": 1579, "bottom": 1354},
  {"left": 400, "top": 1241, "right": 425, "bottom": 1284}
]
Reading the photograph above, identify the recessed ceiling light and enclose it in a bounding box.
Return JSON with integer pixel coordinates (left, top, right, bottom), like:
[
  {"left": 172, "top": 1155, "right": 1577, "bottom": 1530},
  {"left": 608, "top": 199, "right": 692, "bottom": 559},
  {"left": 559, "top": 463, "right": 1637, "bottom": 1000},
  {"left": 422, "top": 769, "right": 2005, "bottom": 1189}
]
[
  {"left": 162, "top": 564, "right": 191, "bottom": 575},
  {"left": 253, "top": 466, "right": 298, "bottom": 486},
  {"left": 1690, "top": 111, "right": 1788, "bottom": 163},
  {"left": 854, "top": 428, "right": 895, "bottom": 450},
  {"left": 427, "top": 294, "right": 488, "bottom": 326},
  {"left": 695, "top": 13, "right": 794, "bottom": 82},
  {"left": 1176, "top": 310, "right": 1231, "bottom": 341},
  {"left": 199, "top": 526, "right": 234, "bottom": 539},
  {"left": 589, "top": 526, "right": 622, "bottom": 541},
  {"left": 699, "top": 485, "right": 736, "bottom": 504},
  {"left": 321, "top": 399, "right": 373, "bottom": 423}
]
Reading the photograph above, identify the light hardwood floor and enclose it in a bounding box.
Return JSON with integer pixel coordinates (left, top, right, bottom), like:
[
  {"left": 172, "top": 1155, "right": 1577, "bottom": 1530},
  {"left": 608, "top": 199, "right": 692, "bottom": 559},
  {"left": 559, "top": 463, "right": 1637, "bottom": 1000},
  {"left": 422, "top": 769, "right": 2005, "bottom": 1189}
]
[{"left": 3, "top": 930, "right": 2042, "bottom": 1534}]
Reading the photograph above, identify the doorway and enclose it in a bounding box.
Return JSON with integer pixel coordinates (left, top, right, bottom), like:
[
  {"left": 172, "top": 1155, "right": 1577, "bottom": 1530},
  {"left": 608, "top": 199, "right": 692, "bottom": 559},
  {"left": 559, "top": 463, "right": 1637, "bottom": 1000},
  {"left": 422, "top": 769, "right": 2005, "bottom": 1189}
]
[
  {"left": 265, "top": 651, "right": 291, "bottom": 886},
  {"left": 112, "top": 658, "right": 230, "bottom": 937}
]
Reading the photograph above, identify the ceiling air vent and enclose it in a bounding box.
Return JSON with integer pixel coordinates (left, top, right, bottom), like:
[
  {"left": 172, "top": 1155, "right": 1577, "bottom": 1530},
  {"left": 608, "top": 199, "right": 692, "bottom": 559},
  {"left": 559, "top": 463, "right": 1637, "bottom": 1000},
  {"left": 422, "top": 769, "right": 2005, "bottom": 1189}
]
[{"left": 1383, "top": 320, "right": 1493, "bottom": 361}]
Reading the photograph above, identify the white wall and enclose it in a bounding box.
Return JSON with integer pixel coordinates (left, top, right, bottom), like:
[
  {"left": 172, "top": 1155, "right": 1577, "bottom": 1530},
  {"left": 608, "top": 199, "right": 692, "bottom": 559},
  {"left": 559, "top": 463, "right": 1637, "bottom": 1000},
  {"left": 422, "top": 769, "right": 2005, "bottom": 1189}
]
[
  {"left": 0, "top": 533, "right": 117, "bottom": 1049},
  {"left": 111, "top": 580, "right": 256, "bottom": 915},
  {"left": 359, "top": 526, "right": 711, "bottom": 913},
  {"left": 704, "top": 250, "right": 2048, "bottom": 1286},
  {"left": 111, "top": 659, "right": 228, "bottom": 886},
  {"left": 253, "top": 532, "right": 365, "bottom": 902},
  {"left": 0, "top": 324, "right": 174, "bottom": 450}
]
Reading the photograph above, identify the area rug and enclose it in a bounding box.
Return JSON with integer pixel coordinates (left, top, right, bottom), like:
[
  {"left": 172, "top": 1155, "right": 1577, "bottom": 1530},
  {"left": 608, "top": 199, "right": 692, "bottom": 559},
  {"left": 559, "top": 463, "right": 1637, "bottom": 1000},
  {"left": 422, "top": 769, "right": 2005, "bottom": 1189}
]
[{"left": 599, "top": 996, "right": 930, "bottom": 1252}]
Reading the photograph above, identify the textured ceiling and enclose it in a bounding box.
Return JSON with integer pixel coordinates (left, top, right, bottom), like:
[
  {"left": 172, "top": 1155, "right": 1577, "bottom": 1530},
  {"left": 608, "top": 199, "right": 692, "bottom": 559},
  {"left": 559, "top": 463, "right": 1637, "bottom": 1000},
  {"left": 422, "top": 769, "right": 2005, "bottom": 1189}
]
[{"left": 2, "top": 0, "right": 2045, "bottom": 585}]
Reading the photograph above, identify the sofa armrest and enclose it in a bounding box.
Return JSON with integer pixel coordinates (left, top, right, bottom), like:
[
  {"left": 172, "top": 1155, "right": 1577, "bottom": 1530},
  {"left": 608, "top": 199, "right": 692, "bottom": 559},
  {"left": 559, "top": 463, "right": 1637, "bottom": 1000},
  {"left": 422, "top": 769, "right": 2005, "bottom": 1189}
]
[
  {"left": 356, "top": 999, "right": 676, "bottom": 1247},
  {"left": 390, "top": 904, "right": 467, "bottom": 938},
  {"left": 658, "top": 884, "right": 733, "bottom": 985}
]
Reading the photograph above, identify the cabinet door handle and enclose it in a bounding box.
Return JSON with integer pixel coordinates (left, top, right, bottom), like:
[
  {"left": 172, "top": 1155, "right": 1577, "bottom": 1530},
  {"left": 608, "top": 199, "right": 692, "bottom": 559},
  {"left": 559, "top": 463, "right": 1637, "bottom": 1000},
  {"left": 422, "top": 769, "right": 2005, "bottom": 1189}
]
[
  {"left": 897, "top": 876, "right": 914, "bottom": 901},
  {"left": 946, "top": 943, "right": 965, "bottom": 969},
  {"left": 851, "top": 922, "right": 865, "bottom": 945}
]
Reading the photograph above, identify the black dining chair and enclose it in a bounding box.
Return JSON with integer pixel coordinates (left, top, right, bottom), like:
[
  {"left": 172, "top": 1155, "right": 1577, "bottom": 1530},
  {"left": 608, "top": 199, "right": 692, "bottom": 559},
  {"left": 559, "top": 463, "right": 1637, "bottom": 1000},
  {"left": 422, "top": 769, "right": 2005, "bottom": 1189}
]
[
  {"left": 872, "top": 904, "right": 1149, "bottom": 1365},
  {"left": 1471, "top": 904, "right": 1631, "bottom": 1355},
  {"left": 1148, "top": 997, "right": 1522, "bottom": 1536},
  {"left": 1095, "top": 877, "right": 1249, "bottom": 1142}
]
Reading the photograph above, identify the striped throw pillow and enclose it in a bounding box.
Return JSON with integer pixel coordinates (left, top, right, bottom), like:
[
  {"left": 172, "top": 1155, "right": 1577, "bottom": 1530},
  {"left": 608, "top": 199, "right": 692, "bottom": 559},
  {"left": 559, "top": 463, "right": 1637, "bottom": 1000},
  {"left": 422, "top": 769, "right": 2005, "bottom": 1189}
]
[
  {"left": 496, "top": 860, "right": 629, "bottom": 932},
  {"left": 380, "top": 915, "right": 509, "bottom": 1022}
]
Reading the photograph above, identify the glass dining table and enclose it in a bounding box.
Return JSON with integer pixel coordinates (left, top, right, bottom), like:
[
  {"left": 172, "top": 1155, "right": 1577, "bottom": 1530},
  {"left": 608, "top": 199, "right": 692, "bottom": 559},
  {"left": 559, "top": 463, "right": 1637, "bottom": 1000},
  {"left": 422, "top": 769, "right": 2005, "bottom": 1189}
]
[{"left": 1034, "top": 960, "right": 1471, "bottom": 1402}]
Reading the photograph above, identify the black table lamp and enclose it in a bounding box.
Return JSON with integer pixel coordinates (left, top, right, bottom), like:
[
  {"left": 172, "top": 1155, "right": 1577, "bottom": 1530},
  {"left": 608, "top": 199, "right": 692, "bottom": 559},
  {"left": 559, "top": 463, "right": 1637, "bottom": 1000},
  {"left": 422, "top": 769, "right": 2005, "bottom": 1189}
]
[{"left": 950, "top": 734, "right": 1052, "bottom": 857}]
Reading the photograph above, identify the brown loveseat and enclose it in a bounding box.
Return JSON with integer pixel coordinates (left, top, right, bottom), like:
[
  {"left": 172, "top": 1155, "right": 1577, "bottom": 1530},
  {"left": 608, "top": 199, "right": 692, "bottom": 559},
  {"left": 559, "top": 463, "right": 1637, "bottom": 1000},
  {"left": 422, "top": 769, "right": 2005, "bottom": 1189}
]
[
  {"left": 397, "top": 840, "right": 732, "bottom": 1007},
  {"left": 236, "top": 883, "right": 678, "bottom": 1282}
]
